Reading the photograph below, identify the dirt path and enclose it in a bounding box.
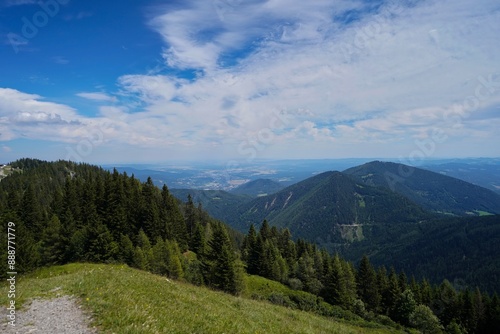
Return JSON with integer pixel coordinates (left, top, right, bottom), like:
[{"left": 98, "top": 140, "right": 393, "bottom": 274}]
[{"left": 2, "top": 295, "right": 98, "bottom": 334}]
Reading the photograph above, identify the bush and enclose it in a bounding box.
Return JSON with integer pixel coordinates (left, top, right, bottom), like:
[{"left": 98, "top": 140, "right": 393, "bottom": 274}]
[
  {"left": 288, "top": 278, "right": 303, "bottom": 290},
  {"left": 317, "top": 301, "right": 361, "bottom": 321},
  {"left": 289, "top": 292, "right": 318, "bottom": 312},
  {"left": 268, "top": 293, "right": 295, "bottom": 308},
  {"left": 409, "top": 304, "right": 443, "bottom": 334}
]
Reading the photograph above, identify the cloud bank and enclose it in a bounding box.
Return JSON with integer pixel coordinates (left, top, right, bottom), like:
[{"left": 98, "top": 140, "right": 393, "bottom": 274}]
[{"left": 3, "top": 0, "right": 500, "bottom": 162}]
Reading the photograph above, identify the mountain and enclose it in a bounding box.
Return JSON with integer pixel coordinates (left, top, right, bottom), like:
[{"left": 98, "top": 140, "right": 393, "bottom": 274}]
[
  {"left": 343, "top": 161, "right": 500, "bottom": 216},
  {"left": 421, "top": 159, "right": 500, "bottom": 194},
  {"left": 212, "top": 162, "right": 500, "bottom": 292},
  {"left": 169, "top": 188, "right": 249, "bottom": 223},
  {"left": 229, "top": 171, "right": 431, "bottom": 247},
  {"left": 359, "top": 214, "right": 500, "bottom": 294},
  {"left": 230, "top": 178, "right": 285, "bottom": 197}
]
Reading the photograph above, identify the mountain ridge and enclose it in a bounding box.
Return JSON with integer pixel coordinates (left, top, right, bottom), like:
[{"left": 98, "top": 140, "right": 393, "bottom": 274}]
[{"left": 343, "top": 161, "right": 500, "bottom": 215}]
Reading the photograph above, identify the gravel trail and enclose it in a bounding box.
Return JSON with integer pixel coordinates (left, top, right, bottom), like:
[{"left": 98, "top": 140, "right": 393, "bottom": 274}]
[{"left": 2, "top": 295, "right": 98, "bottom": 334}]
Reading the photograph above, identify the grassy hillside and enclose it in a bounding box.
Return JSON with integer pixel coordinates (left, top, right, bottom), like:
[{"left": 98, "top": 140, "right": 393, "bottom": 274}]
[{"left": 0, "top": 263, "right": 401, "bottom": 334}]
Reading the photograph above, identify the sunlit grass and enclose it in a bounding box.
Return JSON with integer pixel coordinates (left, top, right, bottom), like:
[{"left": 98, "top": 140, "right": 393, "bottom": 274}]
[{"left": 1, "top": 263, "right": 403, "bottom": 333}]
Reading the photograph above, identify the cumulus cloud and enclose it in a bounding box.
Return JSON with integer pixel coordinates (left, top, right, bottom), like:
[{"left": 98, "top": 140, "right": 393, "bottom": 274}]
[
  {"left": 3, "top": 0, "right": 500, "bottom": 161},
  {"left": 131, "top": 0, "right": 500, "bottom": 159},
  {"left": 0, "top": 88, "right": 83, "bottom": 142}
]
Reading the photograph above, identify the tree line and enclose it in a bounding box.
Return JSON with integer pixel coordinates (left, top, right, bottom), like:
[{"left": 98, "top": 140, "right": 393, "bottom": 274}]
[
  {"left": 1, "top": 159, "right": 499, "bottom": 333},
  {"left": 0, "top": 159, "right": 244, "bottom": 295},
  {"left": 240, "top": 220, "right": 500, "bottom": 333}
]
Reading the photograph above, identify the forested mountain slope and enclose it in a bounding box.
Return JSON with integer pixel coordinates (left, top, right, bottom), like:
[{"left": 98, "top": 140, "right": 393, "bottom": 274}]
[
  {"left": 230, "top": 178, "right": 285, "bottom": 196},
  {"left": 1, "top": 158, "right": 500, "bottom": 333},
  {"left": 230, "top": 171, "right": 430, "bottom": 244},
  {"left": 343, "top": 161, "right": 500, "bottom": 215}
]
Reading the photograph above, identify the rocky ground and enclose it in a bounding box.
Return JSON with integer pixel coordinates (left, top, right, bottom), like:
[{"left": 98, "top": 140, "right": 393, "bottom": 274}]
[{"left": 1, "top": 295, "right": 98, "bottom": 334}]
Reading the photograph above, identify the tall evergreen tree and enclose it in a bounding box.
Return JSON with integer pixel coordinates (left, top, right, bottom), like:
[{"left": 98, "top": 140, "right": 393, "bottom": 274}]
[
  {"left": 165, "top": 239, "right": 184, "bottom": 279},
  {"left": 40, "top": 215, "right": 64, "bottom": 265},
  {"left": 20, "top": 183, "right": 44, "bottom": 233},
  {"left": 205, "top": 222, "right": 242, "bottom": 294},
  {"left": 387, "top": 267, "right": 402, "bottom": 317},
  {"left": 191, "top": 222, "right": 207, "bottom": 257},
  {"left": 141, "top": 177, "right": 162, "bottom": 240},
  {"left": 185, "top": 194, "right": 197, "bottom": 240},
  {"left": 356, "top": 255, "right": 380, "bottom": 311},
  {"left": 118, "top": 234, "right": 135, "bottom": 266}
]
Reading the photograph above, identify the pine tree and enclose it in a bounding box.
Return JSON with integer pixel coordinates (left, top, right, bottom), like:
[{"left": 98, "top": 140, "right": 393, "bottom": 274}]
[
  {"left": 20, "top": 183, "right": 44, "bottom": 234},
  {"left": 185, "top": 194, "right": 197, "bottom": 240},
  {"left": 242, "top": 224, "right": 257, "bottom": 264},
  {"left": 133, "top": 246, "right": 148, "bottom": 270},
  {"left": 325, "top": 254, "right": 347, "bottom": 307},
  {"left": 248, "top": 234, "right": 264, "bottom": 275},
  {"left": 165, "top": 239, "right": 184, "bottom": 279},
  {"left": 356, "top": 255, "right": 380, "bottom": 311},
  {"left": 420, "top": 278, "right": 433, "bottom": 306},
  {"left": 86, "top": 220, "right": 117, "bottom": 263},
  {"left": 118, "top": 234, "right": 135, "bottom": 266},
  {"left": 432, "top": 280, "right": 458, "bottom": 328},
  {"left": 343, "top": 261, "right": 358, "bottom": 310},
  {"left": 69, "top": 228, "right": 88, "bottom": 262},
  {"left": 191, "top": 222, "right": 207, "bottom": 257},
  {"left": 205, "top": 222, "right": 242, "bottom": 294},
  {"left": 11, "top": 219, "right": 40, "bottom": 273},
  {"left": 297, "top": 252, "right": 319, "bottom": 294},
  {"left": 40, "top": 215, "right": 64, "bottom": 265},
  {"left": 410, "top": 276, "right": 422, "bottom": 305},
  {"left": 136, "top": 229, "right": 152, "bottom": 270},
  {"left": 259, "top": 219, "right": 271, "bottom": 241},
  {"left": 161, "top": 185, "right": 188, "bottom": 250},
  {"left": 141, "top": 177, "right": 161, "bottom": 241},
  {"left": 387, "top": 267, "right": 402, "bottom": 317},
  {"left": 150, "top": 237, "right": 168, "bottom": 276}
]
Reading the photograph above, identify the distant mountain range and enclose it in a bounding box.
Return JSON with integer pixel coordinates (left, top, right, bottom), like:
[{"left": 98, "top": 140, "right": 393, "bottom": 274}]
[
  {"left": 169, "top": 160, "right": 500, "bottom": 291},
  {"left": 3, "top": 158, "right": 499, "bottom": 291},
  {"left": 179, "top": 161, "right": 500, "bottom": 236},
  {"left": 106, "top": 158, "right": 500, "bottom": 195},
  {"left": 421, "top": 159, "right": 500, "bottom": 194}
]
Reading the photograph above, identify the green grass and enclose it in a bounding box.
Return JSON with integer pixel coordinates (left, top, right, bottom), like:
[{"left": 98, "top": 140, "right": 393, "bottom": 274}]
[
  {"left": 1, "top": 263, "right": 402, "bottom": 333},
  {"left": 475, "top": 210, "right": 493, "bottom": 216}
]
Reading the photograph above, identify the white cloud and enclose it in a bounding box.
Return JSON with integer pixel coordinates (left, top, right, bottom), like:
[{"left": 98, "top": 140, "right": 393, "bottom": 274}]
[
  {"left": 131, "top": 0, "right": 500, "bottom": 160},
  {"left": 3, "top": 0, "right": 500, "bottom": 162},
  {"left": 77, "top": 92, "right": 117, "bottom": 103},
  {"left": 0, "top": 88, "right": 82, "bottom": 142}
]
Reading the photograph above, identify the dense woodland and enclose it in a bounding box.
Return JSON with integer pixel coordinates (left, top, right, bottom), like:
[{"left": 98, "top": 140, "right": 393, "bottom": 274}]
[{"left": 1, "top": 159, "right": 500, "bottom": 333}]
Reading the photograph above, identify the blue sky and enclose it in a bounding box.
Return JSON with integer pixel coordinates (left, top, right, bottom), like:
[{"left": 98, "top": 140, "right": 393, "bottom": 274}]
[{"left": 1, "top": 0, "right": 499, "bottom": 164}]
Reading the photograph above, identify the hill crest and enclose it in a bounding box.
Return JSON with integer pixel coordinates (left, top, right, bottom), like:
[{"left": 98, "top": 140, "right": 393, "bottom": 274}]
[{"left": 344, "top": 160, "right": 500, "bottom": 215}]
